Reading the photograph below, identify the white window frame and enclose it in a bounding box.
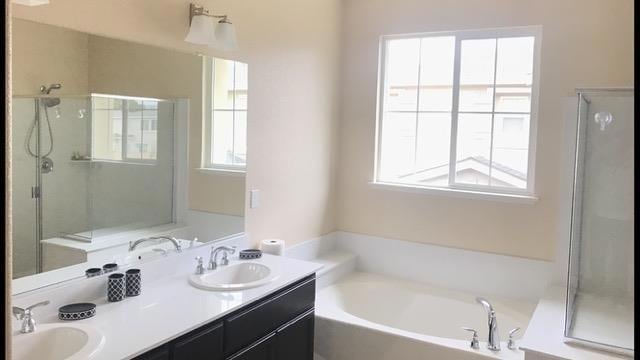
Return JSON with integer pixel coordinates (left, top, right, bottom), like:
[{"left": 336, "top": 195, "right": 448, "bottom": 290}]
[
  {"left": 91, "top": 93, "right": 164, "bottom": 165},
  {"left": 373, "top": 26, "right": 542, "bottom": 200},
  {"left": 202, "top": 57, "right": 247, "bottom": 173}
]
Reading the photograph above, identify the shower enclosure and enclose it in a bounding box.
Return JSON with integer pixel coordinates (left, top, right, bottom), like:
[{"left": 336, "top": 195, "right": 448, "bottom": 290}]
[
  {"left": 12, "top": 95, "right": 94, "bottom": 277},
  {"left": 11, "top": 93, "right": 175, "bottom": 278},
  {"left": 565, "top": 88, "right": 634, "bottom": 355}
]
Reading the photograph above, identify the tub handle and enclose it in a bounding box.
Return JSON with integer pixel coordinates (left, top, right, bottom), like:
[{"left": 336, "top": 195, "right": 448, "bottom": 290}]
[
  {"left": 461, "top": 327, "right": 480, "bottom": 350},
  {"left": 507, "top": 327, "right": 520, "bottom": 350}
]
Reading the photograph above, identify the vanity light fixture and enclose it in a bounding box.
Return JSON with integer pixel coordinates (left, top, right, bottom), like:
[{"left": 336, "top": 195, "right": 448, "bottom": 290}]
[{"left": 184, "top": 3, "right": 238, "bottom": 50}]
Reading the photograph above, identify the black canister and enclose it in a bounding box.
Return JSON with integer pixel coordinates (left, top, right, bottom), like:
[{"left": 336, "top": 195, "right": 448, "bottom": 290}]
[
  {"left": 125, "top": 268, "right": 142, "bottom": 297},
  {"left": 85, "top": 267, "right": 103, "bottom": 278},
  {"left": 102, "top": 263, "right": 118, "bottom": 274},
  {"left": 107, "top": 273, "right": 126, "bottom": 302}
]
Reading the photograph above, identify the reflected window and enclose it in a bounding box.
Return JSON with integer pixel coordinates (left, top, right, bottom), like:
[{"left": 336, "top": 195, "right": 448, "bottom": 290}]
[
  {"left": 376, "top": 27, "right": 540, "bottom": 194},
  {"left": 203, "top": 57, "right": 248, "bottom": 171},
  {"left": 91, "top": 94, "right": 159, "bottom": 163}
]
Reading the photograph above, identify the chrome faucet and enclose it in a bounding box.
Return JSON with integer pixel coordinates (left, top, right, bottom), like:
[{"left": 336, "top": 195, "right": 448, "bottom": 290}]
[
  {"left": 129, "top": 235, "right": 182, "bottom": 252},
  {"left": 476, "top": 297, "right": 500, "bottom": 351},
  {"left": 208, "top": 246, "right": 237, "bottom": 270},
  {"left": 12, "top": 301, "right": 50, "bottom": 334}
]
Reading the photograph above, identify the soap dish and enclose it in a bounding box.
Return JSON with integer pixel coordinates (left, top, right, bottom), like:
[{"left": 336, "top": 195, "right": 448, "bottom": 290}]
[
  {"left": 58, "top": 303, "right": 96, "bottom": 321},
  {"left": 239, "top": 249, "right": 262, "bottom": 260}
]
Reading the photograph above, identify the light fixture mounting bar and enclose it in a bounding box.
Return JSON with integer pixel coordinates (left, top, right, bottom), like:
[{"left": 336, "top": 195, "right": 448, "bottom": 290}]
[{"left": 189, "top": 3, "right": 229, "bottom": 24}]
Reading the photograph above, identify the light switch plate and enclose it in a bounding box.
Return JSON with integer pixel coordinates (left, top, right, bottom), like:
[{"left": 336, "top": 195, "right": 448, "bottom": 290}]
[{"left": 249, "top": 189, "right": 260, "bottom": 209}]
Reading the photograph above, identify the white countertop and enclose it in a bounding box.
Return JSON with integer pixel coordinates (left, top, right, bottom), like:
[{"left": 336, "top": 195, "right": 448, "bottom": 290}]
[
  {"left": 12, "top": 243, "right": 323, "bottom": 360},
  {"left": 519, "top": 286, "right": 632, "bottom": 360}
]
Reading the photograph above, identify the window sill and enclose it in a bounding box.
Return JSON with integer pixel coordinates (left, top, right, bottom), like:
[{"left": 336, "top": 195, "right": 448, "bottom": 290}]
[
  {"left": 369, "top": 181, "right": 538, "bottom": 204},
  {"left": 197, "top": 167, "right": 246, "bottom": 177}
]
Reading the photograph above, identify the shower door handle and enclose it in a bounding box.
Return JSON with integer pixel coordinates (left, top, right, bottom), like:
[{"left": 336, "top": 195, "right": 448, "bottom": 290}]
[{"left": 31, "top": 186, "right": 41, "bottom": 199}]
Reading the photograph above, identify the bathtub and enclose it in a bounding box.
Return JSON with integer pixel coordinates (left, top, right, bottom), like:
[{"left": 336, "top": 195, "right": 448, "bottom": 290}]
[{"left": 314, "top": 272, "right": 537, "bottom": 360}]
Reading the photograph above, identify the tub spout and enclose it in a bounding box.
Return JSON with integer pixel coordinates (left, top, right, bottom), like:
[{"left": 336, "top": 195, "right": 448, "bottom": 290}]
[{"left": 475, "top": 297, "right": 500, "bottom": 351}]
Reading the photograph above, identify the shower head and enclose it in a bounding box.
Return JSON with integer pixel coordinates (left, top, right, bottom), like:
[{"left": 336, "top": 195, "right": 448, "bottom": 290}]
[
  {"left": 39, "top": 83, "right": 62, "bottom": 108},
  {"left": 40, "top": 83, "right": 62, "bottom": 95},
  {"left": 42, "top": 97, "right": 61, "bottom": 108}
]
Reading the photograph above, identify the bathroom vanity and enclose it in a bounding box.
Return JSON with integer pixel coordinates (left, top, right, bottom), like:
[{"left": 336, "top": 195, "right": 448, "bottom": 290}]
[
  {"left": 136, "top": 275, "right": 316, "bottom": 360},
  {"left": 10, "top": 239, "right": 323, "bottom": 360}
]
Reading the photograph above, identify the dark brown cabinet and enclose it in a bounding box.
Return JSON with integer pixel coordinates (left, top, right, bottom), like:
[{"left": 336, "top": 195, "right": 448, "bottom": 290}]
[
  {"left": 173, "top": 322, "right": 224, "bottom": 360},
  {"left": 134, "top": 345, "right": 170, "bottom": 360},
  {"left": 226, "top": 333, "right": 276, "bottom": 360},
  {"left": 133, "top": 274, "right": 315, "bottom": 360},
  {"left": 274, "top": 309, "right": 315, "bottom": 360}
]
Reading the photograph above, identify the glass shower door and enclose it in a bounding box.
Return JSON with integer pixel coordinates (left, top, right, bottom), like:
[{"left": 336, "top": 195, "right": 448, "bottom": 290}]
[
  {"left": 565, "top": 89, "right": 634, "bottom": 354},
  {"left": 11, "top": 97, "right": 40, "bottom": 278},
  {"left": 39, "top": 96, "right": 94, "bottom": 271}
]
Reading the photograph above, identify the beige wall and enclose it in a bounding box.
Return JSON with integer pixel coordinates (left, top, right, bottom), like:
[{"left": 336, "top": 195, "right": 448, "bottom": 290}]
[
  {"left": 336, "top": 0, "right": 634, "bottom": 261},
  {"left": 12, "top": 19, "right": 88, "bottom": 95},
  {"left": 12, "top": 0, "right": 341, "bottom": 246}
]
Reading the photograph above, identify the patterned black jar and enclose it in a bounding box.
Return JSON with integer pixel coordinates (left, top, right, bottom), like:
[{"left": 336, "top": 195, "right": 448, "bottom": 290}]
[
  {"left": 125, "top": 268, "right": 142, "bottom": 297},
  {"left": 107, "top": 273, "right": 126, "bottom": 302}
]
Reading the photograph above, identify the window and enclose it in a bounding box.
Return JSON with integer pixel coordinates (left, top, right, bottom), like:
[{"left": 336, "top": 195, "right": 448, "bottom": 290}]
[
  {"left": 375, "top": 26, "right": 540, "bottom": 196},
  {"left": 92, "top": 94, "right": 160, "bottom": 163},
  {"left": 203, "top": 57, "right": 248, "bottom": 171}
]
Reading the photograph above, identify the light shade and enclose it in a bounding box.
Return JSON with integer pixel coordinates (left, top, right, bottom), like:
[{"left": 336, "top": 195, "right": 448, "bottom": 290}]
[
  {"left": 184, "top": 15, "right": 216, "bottom": 45},
  {"left": 213, "top": 21, "right": 238, "bottom": 51}
]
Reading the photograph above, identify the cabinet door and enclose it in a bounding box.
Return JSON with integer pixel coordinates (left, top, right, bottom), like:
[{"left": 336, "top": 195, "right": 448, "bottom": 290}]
[
  {"left": 172, "top": 321, "right": 224, "bottom": 360},
  {"left": 274, "top": 309, "right": 315, "bottom": 360},
  {"left": 224, "top": 276, "right": 315, "bottom": 356},
  {"left": 133, "top": 344, "right": 170, "bottom": 360},
  {"left": 226, "top": 333, "right": 276, "bottom": 360}
]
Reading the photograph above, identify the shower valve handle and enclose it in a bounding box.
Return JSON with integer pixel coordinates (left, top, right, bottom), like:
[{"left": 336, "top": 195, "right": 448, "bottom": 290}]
[{"left": 507, "top": 327, "right": 520, "bottom": 350}]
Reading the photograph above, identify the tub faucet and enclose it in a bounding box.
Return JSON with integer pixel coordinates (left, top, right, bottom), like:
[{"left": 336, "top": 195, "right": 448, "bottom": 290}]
[
  {"left": 476, "top": 297, "right": 500, "bottom": 351},
  {"left": 129, "top": 235, "right": 182, "bottom": 253}
]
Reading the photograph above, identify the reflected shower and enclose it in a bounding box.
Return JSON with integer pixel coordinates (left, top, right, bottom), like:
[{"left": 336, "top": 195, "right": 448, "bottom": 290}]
[
  {"left": 25, "top": 83, "right": 62, "bottom": 174},
  {"left": 40, "top": 83, "right": 62, "bottom": 107}
]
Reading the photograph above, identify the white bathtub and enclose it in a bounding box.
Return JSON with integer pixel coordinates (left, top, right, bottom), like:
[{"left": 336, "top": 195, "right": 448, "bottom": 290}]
[{"left": 315, "top": 272, "right": 537, "bottom": 360}]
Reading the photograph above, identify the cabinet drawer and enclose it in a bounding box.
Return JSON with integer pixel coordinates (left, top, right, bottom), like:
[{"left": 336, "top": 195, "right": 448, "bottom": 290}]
[
  {"left": 226, "top": 333, "right": 276, "bottom": 360},
  {"left": 173, "top": 321, "right": 224, "bottom": 360},
  {"left": 224, "top": 275, "right": 315, "bottom": 356}
]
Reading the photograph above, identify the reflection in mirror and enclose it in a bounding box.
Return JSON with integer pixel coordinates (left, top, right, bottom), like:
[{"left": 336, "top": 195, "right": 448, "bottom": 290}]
[{"left": 10, "top": 18, "right": 247, "bottom": 292}]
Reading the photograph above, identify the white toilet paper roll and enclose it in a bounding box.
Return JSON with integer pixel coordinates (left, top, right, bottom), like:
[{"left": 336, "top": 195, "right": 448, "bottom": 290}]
[{"left": 261, "top": 239, "right": 285, "bottom": 256}]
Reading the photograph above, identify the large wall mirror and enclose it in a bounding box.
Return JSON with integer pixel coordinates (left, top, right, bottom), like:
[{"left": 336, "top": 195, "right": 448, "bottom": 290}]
[{"left": 10, "top": 18, "right": 247, "bottom": 293}]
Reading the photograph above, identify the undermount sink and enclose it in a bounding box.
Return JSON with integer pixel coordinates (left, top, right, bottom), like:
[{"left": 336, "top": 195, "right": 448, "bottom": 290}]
[
  {"left": 189, "top": 262, "right": 277, "bottom": 291},
  {"left": 13, "top": 323, "right": 105, "bottom": 360}
]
